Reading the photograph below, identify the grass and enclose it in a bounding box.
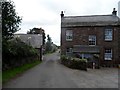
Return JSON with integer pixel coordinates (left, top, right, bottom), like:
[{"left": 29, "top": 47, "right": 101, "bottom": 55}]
[{"left": 2, "top": 60, "right": 42, "bottom": 84}]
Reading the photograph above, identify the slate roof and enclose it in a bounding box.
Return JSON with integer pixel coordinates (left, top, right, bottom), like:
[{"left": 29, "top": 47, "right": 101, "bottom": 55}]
[
  {"left": 61, "top": 14, "right": 120, "bottom": 27},
  {"left": 14, "top": 34, "right": 43, "bottom": 48}
]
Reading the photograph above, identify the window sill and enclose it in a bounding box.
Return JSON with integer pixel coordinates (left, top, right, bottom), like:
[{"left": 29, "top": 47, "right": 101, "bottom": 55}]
[
  {"left": 89, "top": 45, "right": 96, "bottom": 46},
  {"left": 104, "top": 39, "right": 113, "bottom": 41},
  {"left": 66, "top": 39, "right": 73, "bottom": 41},
  {"left": 104, "top": 59, "right": 112, "bottom": 60}
]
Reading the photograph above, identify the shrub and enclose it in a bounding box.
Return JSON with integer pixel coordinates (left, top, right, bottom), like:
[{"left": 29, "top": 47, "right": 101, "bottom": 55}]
[
  {"left": 2, "top": 38, "right": 39, "bottom": 71},
  {"left": 61, "top": 55, "right": 87, "bottom": 71},
  {"left": 61, "top": 55, "right": 67, "bottom": 60}
]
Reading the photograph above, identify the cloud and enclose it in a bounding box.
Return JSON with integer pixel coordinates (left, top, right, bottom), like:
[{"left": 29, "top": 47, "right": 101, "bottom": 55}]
[{"left": 13, "top": 0, "right": 120, "bottom": 45}]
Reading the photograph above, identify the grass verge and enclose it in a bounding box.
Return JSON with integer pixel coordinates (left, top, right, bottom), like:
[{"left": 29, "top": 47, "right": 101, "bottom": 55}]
[{"left": 2, "top": 60, "right": 41, "bottom": 84}]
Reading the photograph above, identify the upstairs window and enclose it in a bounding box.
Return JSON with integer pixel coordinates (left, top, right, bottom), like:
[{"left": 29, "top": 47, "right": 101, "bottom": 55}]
[
  {"left": 66, "top": 30, "right": 73, "bottom": 41},
  {"left": 89, "top": 35, "right": 96, "bottom": 46},
  {"left": 104, "top": 49, "right": 112, "bottom": 60},
  {"left": 105, "top": 29, "right": 112, "bottom": 41}
]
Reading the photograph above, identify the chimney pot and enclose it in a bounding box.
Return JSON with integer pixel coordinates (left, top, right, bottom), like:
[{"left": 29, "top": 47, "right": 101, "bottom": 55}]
[
  {"left": 113, "top": 8, "right": 115, "bottom": 11},
  {"left": 60, "top": 11, "right": 64, "bottom": 17},
  {"left": 112, "top": 8, "right": 117, "bottom": 16}
]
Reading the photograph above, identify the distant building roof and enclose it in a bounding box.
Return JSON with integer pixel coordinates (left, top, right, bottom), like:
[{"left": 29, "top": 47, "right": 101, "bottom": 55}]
[
  {"left": 14, "top": 34, "right": 43, "bottom": 48},
  {"left": 61, "top": 15, "right": 120, "bottom": 27}
]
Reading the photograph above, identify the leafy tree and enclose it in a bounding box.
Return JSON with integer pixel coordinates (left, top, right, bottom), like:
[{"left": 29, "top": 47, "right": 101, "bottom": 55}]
[
  {"left": 27, "top": 27, "right": 46, "bottom": 45},
  {"left": 42, "top": 30, "right": 46, "bottom": 45},
  {"left": 47, "top": 34, "right": 51, "bottom": 42},
  {"left": 1, "top": 1, "right": 40, "bottom": 71},
  {"left": 3, "top": 38, "right": 39, "bottom": 70},
  {"left": 27, "top": 28, "right": 35, "bottom": 34},
  {"left": 2, "top": 0, "right": 22, "bottom": 40},
  {"left": 45, "top": 34, "right": 52, "bottom": 52}
]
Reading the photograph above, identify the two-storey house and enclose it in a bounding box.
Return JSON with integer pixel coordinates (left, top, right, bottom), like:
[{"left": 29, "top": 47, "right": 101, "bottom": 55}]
[{"left": 61, "top": 8, "right": 120, "bottom": 67}]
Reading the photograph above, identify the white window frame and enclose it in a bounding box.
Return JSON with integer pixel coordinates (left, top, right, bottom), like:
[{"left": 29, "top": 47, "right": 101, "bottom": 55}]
[
  {"left": 104, "top": 49, "right": 112, "bottom": 60},
  {"left": 66, "top": 48, "right": 73, "bottom": 56},
  {"left": 66, "top": 48, "right": 72, "bottom": 53},
  {"left": 66, "top": 30, "right": 73, "bottom": 41},
  {"left": 105, "top": 29, "right": 112, "bottom": 41},
  {"left": 89, "top": 35, "right": 96, "bottom": 46}
]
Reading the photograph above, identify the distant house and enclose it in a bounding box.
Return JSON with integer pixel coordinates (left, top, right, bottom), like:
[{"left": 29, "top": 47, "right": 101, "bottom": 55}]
[
  {"left": 60, "top": 8, "right": 120, "bottom": 67},
  {"left": 14, "top": 34, "right": 43, "bottom": 60},
  {"left": 14, "top": 34, "right": 43, "bottom": 48},
  {"left": 51, "top": 43, "right": 57, "bottom": 52}
]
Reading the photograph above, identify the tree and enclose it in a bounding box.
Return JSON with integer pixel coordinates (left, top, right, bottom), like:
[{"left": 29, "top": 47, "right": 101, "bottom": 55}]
[
  {"left": 47, "top": 34, "right": 51, "bottom": 42},
  {"left": 45, "top": 34, "right": 52, "bottom": 52},
  {"left": 42, "top": 30, "right": 46, "bottom": 45},
  {"left": 27, "top": 27, "right": 46, "bottom": 45},
  {"left": 2, "top": 0, "right": 22, "bottom": 40}
]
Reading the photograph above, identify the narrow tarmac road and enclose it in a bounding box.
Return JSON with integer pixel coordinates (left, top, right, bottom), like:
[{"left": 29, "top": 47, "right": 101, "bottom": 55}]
[{"left": 3, "top": 50, "right": 118, "bottom": 88}]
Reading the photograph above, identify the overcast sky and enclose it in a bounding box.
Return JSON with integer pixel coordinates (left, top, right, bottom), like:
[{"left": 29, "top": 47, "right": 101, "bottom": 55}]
[{"left": 13, "top": 0, "right": 120, "bottom": 46}]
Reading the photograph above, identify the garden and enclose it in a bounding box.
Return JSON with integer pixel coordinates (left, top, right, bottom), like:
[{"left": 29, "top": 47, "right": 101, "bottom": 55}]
[
  {"left": 60, "top": 54, "right": 100, "bottom": 71},
  {"left": 61, "top": 55, "right": 87, "bottom": 71}
]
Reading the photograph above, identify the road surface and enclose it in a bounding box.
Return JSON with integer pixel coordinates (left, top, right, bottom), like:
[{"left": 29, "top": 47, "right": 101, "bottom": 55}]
[{"left": 3, "top": 50, "right": 118, "bottom": 88}]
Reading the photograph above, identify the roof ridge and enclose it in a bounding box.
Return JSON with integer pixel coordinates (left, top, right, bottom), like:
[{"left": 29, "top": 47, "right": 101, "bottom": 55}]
[{"left": 64, "top": 14, "right": 113, "bottom": 18}]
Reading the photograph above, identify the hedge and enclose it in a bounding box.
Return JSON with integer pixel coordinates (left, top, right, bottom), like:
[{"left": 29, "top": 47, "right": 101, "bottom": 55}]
[
  {"left": 61, "top": 55, "right": 87, "bottom": 71},
  {"left": 2, "top": 38, "right": 39, "bottom": 71}
]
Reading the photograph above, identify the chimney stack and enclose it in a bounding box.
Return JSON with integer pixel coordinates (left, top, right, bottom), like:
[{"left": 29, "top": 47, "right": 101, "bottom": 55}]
[
  {"left": 60, "top": 11, "right": 64, "bottom": 17},
  {"left": 112, "top": 8, "right": 117, "bottom": 16}
]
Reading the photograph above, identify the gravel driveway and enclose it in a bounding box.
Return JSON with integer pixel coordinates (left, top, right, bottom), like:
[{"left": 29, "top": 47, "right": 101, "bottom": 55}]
[{"left": 3, "top": 50, "right": 118, "bottom": 88}]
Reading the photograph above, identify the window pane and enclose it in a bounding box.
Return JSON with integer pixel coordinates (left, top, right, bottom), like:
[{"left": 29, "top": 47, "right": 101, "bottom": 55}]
[
  {"left": 104, "top": 49, "right": 112, "bottom": 60},
  {"left": 105, "top": 29, "right": 112, "bottom": 41},
  {"left": 66, "top": 30, "right": 73, "bottom": 41},
  {"left": 89, "top": 35, "right": 96, "bottom": 45}
]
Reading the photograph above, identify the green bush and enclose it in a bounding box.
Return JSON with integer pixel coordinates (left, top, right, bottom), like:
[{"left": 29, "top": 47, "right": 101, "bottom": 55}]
[
  {"left": 61, "top": 55, "right": 67, "bottom": 61},
  {"left": 61, "top": 55, "right": 87, "bottom": 71},
  {"left": 2, "top": 38, "right": 39, "bottom": 71}
]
